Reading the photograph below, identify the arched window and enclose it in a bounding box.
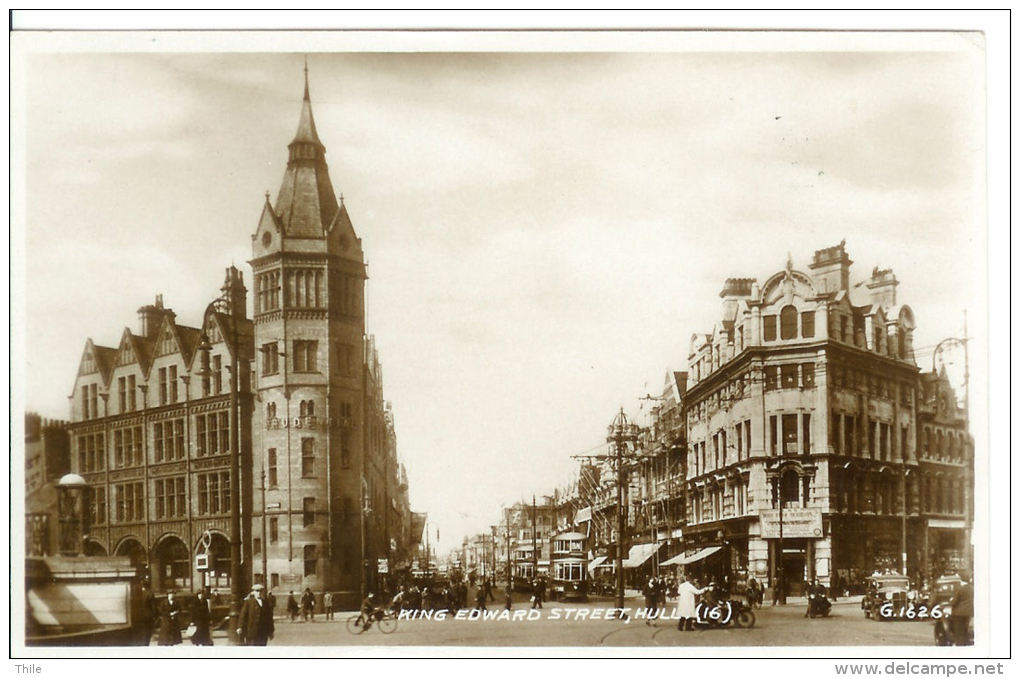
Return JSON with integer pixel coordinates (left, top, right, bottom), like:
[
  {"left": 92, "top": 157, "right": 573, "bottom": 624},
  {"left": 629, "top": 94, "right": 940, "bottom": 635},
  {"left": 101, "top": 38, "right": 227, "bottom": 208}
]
[{"left": 780, "top": 305, "right": 798, "bottom": 340}]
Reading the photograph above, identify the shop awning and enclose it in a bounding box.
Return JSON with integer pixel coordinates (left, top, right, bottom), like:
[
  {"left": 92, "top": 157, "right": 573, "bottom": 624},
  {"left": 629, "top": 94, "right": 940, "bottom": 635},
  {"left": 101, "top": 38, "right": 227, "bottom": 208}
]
[
  {"left": 587, "top": 555, "right": 607, "bottom": 573},
  {"left": 623, "top": 543, "right": 661, "bottom": 568},
  {"left": 660, "top": 545, "right": 722, "bottom": 567}
]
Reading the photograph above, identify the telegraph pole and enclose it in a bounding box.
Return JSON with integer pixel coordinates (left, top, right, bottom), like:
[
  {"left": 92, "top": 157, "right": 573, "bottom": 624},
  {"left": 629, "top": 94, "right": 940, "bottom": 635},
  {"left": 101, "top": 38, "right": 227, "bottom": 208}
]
[{"left": 607, "top": 408, "right": 639, "bottom": 611}]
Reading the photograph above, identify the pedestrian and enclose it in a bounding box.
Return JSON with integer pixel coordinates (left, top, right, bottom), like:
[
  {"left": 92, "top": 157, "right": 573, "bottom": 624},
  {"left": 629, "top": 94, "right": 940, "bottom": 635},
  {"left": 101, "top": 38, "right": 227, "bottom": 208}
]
[
  {"left": 675, "top": 576, "right": 706, "bottom": 631},
  {"left": 301, "top": 587, "right": 315, "bottom": 622},
  {"left": 140, "top": 583, "right": 157, "bottom": 645},
  {"left": 531, "top": 578, "right": 544, "bottom": 609},
  {"left": 643, "top": 576, "right": 659, "bottom": 625},
  {"left": 323, "top": 591, "right": 334, "bottom": 621},
  {"left": 949, "top": 578, "right": 973, "bottom": 646},
  {"left": 157, "top": 591, "right": 183, "bottom": 646},
  {"left": 237, "top": 584, "right": 275, "bottom": 646},
  {"left": 190, "top": 588, "right": 213, "bottom": 646},
  {"left": 747, "top": 576, "right": 762, "bottom": 609},
  {"left": 475, "top": 584, "right": 487, "bottom": 611},
  {"left": 286, "top": 591, "right": 299, "bottom": 622},
  {"left": 483, "top": 577, "right": 495, "bottom": 602}
]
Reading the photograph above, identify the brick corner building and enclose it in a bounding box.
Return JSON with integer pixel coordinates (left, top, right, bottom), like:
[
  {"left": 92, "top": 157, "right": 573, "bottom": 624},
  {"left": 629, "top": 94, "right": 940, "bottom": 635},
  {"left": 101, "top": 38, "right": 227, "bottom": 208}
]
[{"left": 62, "top": 69, "right": 420, "bottom": 603}]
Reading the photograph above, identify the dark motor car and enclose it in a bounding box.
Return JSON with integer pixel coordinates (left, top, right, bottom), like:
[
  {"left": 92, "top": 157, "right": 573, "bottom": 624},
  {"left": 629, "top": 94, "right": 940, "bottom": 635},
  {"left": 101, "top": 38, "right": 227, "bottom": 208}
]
[{"left": 862, "top": 573, "right": 916, "bottom": 621}]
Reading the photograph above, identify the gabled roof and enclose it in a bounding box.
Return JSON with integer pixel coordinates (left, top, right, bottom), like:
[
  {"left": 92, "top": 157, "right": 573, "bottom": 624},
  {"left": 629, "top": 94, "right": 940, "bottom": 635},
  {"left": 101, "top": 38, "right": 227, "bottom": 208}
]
[{"left": 93, "top": 345, "right": 117, "bottom": 384}]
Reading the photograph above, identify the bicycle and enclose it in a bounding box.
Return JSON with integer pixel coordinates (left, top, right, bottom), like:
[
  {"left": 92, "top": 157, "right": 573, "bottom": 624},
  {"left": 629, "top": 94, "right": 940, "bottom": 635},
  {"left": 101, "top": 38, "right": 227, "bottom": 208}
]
[{"left": 345, "top": 607, "right": 397, "bottom": 634}]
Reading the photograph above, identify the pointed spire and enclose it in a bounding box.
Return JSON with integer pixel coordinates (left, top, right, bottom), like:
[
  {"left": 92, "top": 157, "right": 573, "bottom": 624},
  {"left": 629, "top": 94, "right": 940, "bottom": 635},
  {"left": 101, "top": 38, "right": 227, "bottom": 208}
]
[
  {"left": 303, "top": 56, "right": 310, "bottom": 101},
  {"left": 291, "top": 58, "right": 321, "bottom": 146}
]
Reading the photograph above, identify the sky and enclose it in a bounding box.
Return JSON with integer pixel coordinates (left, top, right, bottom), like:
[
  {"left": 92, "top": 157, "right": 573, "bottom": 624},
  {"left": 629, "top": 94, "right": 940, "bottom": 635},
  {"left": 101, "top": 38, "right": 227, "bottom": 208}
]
[{"left": 14, "top": 31, "right": 990, "bottom": 557}]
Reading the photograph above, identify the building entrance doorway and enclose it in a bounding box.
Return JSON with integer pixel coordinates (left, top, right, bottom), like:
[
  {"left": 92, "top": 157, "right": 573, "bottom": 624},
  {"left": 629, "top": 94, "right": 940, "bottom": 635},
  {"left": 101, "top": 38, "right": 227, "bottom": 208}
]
[{"left": 782, "top": 551, "right": 806, "bottom": 597}]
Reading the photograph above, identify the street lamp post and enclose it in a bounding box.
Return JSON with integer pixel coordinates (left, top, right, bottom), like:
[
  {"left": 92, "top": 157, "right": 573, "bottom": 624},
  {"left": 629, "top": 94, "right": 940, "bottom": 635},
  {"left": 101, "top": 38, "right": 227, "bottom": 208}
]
[
  {"left": 197, "top": 284, "right": 245, "bottom": 645},
  {"left": 607, "top": 408, "right": 639, "bottom": 611}
]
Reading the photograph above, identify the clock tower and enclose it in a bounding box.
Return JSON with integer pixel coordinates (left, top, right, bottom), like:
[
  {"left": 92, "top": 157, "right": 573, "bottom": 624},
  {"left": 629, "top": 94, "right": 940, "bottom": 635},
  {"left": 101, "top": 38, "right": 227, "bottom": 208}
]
[{"left": 250, "top": 66, "right": 368, "bottom": 595}]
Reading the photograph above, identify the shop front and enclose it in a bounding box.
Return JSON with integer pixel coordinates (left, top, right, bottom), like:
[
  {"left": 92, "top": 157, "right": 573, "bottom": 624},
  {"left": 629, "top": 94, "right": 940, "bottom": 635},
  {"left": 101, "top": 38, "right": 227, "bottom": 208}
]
[
  {"left": 923, "top": 518, "right": 970, "bottom": 582},
  {"left": 759, "top": 507, "right": 824, "bottom": 598}
]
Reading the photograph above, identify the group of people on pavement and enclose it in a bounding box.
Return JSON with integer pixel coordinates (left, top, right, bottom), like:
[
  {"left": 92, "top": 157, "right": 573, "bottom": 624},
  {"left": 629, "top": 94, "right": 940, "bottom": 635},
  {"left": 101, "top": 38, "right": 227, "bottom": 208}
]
[{"left": 285, "top": 587, "right": 331, "bottom": 622}]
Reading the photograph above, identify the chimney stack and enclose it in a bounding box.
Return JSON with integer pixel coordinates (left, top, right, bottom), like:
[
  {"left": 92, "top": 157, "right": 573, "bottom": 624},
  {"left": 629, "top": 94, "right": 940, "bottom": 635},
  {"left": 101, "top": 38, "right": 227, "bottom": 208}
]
[{"left": 809, "top": 240, "right": 853, "bottom": 294}]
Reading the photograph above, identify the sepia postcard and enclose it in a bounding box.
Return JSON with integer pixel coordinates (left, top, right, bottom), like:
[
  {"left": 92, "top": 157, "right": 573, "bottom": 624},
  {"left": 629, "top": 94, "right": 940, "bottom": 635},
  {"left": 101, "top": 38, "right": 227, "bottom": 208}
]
[{"left": 8, "top": 13, "right": 1010, "bottom": 672}]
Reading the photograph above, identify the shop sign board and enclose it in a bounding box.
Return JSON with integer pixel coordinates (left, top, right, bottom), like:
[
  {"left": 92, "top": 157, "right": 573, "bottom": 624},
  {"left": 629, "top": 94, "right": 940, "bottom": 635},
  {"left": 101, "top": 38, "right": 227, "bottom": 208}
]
[
  {"left": 377, "top": 558, "right": 389, "bottom": 574},
  {"left": 759, "top": 507, "right": 823, "bottom": 539}
]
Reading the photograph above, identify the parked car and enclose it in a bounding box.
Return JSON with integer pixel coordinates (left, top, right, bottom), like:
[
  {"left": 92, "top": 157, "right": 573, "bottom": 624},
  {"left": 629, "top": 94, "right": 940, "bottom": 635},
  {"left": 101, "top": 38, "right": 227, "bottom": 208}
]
[
  {"left": 932, "top": 577, "right": 973, "bottom": 646},
  {"left": 861, "top": 573, "right": 918, "bottom": 621}
]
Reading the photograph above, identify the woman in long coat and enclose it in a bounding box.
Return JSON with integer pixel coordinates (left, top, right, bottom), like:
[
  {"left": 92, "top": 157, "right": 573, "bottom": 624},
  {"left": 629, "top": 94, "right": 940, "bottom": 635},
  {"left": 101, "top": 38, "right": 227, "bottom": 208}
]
[
  {"left": 157, "top": 592, "right": 183, "bottom": 646},
  {"left": 675, "top": 576, "right": 706, "bottom": 631},
  {"left": 190, "top": 589, "right": 213, "bottom": 646}
]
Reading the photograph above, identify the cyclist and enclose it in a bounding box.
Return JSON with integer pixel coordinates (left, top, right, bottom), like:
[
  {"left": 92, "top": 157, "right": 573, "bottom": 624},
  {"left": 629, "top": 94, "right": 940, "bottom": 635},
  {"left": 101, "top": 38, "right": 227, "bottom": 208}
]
[{"left": 356, "top": 592, "right": 380, "bottom": 630}]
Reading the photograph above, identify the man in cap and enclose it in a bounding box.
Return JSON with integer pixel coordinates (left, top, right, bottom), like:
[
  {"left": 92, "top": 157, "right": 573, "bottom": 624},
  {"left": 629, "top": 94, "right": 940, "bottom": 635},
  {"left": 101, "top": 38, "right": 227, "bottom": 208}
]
[{"left": 237, "top": 583, "right": 275, "bottom": 646}]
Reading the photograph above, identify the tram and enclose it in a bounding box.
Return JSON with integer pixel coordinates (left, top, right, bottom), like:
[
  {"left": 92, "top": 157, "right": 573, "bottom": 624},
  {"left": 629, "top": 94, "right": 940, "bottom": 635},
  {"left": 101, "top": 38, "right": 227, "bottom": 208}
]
[{"left": 550, "top": 531, "right": 588, "bottom": 601}]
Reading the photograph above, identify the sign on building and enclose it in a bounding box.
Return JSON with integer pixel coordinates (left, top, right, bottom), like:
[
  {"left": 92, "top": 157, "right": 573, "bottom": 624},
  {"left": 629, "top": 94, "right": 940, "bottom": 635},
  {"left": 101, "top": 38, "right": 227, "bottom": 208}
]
[
  {"left": 377, "top": 558, "right": 389, "bottom": 574},
  {"left": 759, "top": 507, "right": 823, "bottom": 539}
]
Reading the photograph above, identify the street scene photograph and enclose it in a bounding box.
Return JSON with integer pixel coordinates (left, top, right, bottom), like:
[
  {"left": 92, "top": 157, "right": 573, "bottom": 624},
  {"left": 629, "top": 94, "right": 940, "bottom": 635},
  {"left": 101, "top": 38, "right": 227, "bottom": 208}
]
[{"left": 10, "top": 20, "right": 1007, "bottom": 667}]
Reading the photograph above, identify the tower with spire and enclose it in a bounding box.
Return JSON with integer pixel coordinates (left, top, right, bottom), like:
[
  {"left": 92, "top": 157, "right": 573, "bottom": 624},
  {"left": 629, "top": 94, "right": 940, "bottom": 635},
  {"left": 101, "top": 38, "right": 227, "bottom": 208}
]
[{"left": 250, "top": 66, "right": 373, "bottom": 597}]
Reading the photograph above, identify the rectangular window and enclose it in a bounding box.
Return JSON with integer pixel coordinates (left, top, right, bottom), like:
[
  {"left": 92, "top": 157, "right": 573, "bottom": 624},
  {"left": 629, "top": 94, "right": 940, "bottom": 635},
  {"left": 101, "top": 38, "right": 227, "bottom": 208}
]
[
  {"left": 154, "top": 479, "right": 165, "bottom": 518},
  {"left": 261, "top": 343, "right": 279, "bottom": 376},
  {"left": 845, "top": 415, "right": 856, "bottom": 456},
  {"left": 196, "top": 471, "right": 230, "bottom": 516},
  {"left": 880, "top": 423, "right": 890, "bottom": 461},
  {"left": 173, "top": 419, "right": 184, "bottom": 460},
  {"left": 269, "top": 517, "right": 279, "bottom": 544},
  {"left": 781, "top": 364, "right": 798, "bottom": 389},
  {"left": 782, "top": 414, "right": 798, "bottom": 454},
  {"left": 745, "top": 420, "right": 752, "bottom": 458},
  {"left": 301, "top": 438, "right": 315, "bottom": 477},
  {"left": 763, "top": 315, "right": 777, "bottom": 341},
  {"left": 77, "top": 432, "right": 106, "bottom": 473},
  {"left": 114, "top": 482, "right": 144, "bottom": 523},
  {"left": 169, "top": 365, "right": 178, "bottom": 403},
  {"left": 90, "top": 384, "right": 99, "bottom": 419},
  {"left": 802, "top": 413, "right": 811, "bottom": 454},
  {"left": 267, "top": 448, "right": 278, "bottom": 487},
  {"left": 831, "top": 412, "right": 841, "bottom": 452},
  {"left": 159, "top": 367, "right": 168, "bottom": 405},
  {"left": 253, "top": 538, "right": 262, "bottom": 556},
  {"left": 128, "top": 375, "right": 136, "bottom": 411},
  {"left": 154, "top": 422, "right": 165, "bottom": 463},
  {"left": 802, "top": 363, "right": 815, "bottom": 388},
  {"left": 303, "top": 497, "right": 315, "bottom": 527},
  {"left": 196, "top": 415, "right": 206, "bottom": 456},
  {"left": 212, "top": 354, "right": 222, "bottom": 394},
  {"left": 93, "top": 487, "right": 107, "bottom": 525},
  {"left": 294, "top": 340, "right": 318, "bottom": 372},
  {"left": 218, "top": 411, "right": 229, "bottom": 455},
  {"left": 304, "top": 544, "right": 317, "bottom": 576},
  {"left": 769, "top": 415, "right": 778, "bottom": 455},
  {"left": 764, "top": 366, "right": 778, "bottom": 391},
  {"left": 114, "top": 429, "right": 125, "bottom": 468},
  {"left": 81, "top": 386, "right": 90, "bottom": 420},
  {"left": 868, "top": 421, "right": 877, "bottom": 458},
  {"left": 735, "top": 422, "right": 743, "bottom": 459},
  {"left": 118, "top": 377, "right": 127, "bottom": 414},
  {"left": 801, "top": 311, "right": 815, "bottom": 337}
]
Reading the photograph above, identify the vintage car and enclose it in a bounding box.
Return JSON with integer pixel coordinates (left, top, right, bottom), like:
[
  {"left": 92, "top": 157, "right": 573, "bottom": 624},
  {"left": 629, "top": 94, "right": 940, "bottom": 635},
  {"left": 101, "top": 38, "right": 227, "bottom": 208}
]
[
  {"left": 931, "top": 576, "right": 973, "bottom": 646},
  {"left": 861, "top": 573, "right": 920, "bottom": 621}
]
